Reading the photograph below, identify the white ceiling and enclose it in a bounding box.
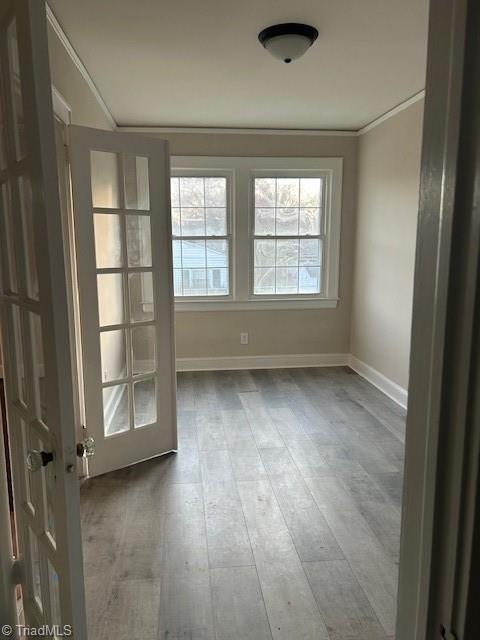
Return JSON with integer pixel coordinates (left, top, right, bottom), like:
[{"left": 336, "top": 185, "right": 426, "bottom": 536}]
[{"left": 48, "top": 0, "right": 429, "bottom": 130}]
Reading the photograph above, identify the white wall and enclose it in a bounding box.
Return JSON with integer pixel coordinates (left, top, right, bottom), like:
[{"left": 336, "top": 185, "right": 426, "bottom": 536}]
[{"left": 351, "top": 100, "right": 424, "bottom": 390}]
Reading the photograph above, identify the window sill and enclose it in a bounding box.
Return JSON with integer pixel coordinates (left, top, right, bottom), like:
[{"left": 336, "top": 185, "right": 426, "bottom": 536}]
[{"left": 173, "top": 298, "right": 339, "bottom": 312}]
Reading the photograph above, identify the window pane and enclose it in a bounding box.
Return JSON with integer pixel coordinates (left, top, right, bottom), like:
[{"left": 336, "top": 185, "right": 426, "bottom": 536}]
[
  {"left": 299, "top": 208, "right": 321, "bottom": 235},
  {"left": 182, "top": 239, "right": 206, "bottom": 269},
  {"left": 103, "top": 384, "right": 129, "bottom": 436},
  {"left": 20, "top": 420, "right": 36, "bottom": 514},
  {"left": 170, "top": 177, "right": 180, "bottom": 207},
  {"left": 205, "top": 177, "right": 226, "bottom": 206},
  {"left": 126, "top": 215, "right": 152, "bottom": 267},
  {"left": 206, "top": 240, "right": 228, "bottom": 268},
  {"left": 11, "top": 304, "right": 27, "bottom": 405},
  {"left": 276, "top": 178, "right": 299, "bottom": 207},
  {"left": 183, "top": 269, "right": 206, "bottom": 296},
  {"left": 7, "top": 21, "right": 25, "bottom": 160},
  {"left": 48, "top": 562, "right": 62, "bottom": 626},
  {"left": 180, "top": 177, "right": 204, "bottom": 206},
  {"left": 0, "top": 181, "right": 18, "bottom": 293},
  {"left": 94, "top": 214, "right": 123, "bottom": 268},
  {"left": 97, "top": 273, "right": 124, "bottom": 326},
  {"left": 254, "top": 239, "right": 275, "bottom": 267},
  {"left": 276, "top": 207, "right": 298, "bottom": 235},
  {"left": 299, "top": 239, "right": 321, "bottom": 266},
  {"left": 255, "top": 178, "right": 275, "bottom": 207},
  {"left": 206, "top": 208, "right": 227, "bottom": 235},
  {"left": 91, "top": 151, "right": 120, "bottom": 209},
  {"left": 299, "top": 266, "right": 321, "bottom": 293},
  {"left": 254, "top": 208, "right": 275, "bottom": 235},
  {"left": 173, "top": 269, "right": 183, "bottom": 295},
  {"left": 28, "top": 528, "right": 42, "bottom": 612},
  {"left": 100, "top": 329, "right": 127, "bottom": 382},
  {"left": 129, "top": 272, "right": 154, "bottom": 322},
  {"left": 124, "top": 155, "right": 150, "bottom": 210},
  {"left": 181, "top": 207, "right": 205, "bottom": 236},
  {"left": 134, "top": 378, "right": 156, "bottom": 428},
  {"left": 172, "top": 240, "right": 182, "bottom": 269},
  {"left": 276, "top": 267, "right": 299, "bottom": 294},
  {"left": 254, "top": 267, "right": 275, "bottom": 294},
  {"left": 277, "top": 239, "right": 299, "bottom": 266},
  {"left": 207, "top": 268, "right": 228, "bottom": 295},
  {"left": 18, "top": 176, "right": 39, "bottom": 300},
  {"left": 300, "top": 178, "right": 322, "bottom": 207},
  {"left": 171, "top": 207, "right": 181, "bottom": 235},
  {"left": 132, "top": 325, "right": 155, "bottom": 375},
  {"left": 30, "top": 313, "right": 47, "bottom": 424}
]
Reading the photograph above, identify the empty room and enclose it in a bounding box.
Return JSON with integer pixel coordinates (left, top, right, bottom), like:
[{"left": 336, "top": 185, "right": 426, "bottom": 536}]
[{"left": 2, "top": 1, "right": 479, "bottom": 640}]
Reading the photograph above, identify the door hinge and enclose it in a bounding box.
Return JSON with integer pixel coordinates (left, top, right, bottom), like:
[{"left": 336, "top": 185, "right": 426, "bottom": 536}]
[
  {"left": 64, "top": 143, "right": 70, "bottom": 163},
  {"left": 440, "top": 624, "right": 458, "bottom": 640}
]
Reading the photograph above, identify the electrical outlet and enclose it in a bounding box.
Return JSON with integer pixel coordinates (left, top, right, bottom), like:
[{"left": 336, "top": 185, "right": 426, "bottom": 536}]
[{"left": 240, "top": 332, "right": 249, "bottom": 345}]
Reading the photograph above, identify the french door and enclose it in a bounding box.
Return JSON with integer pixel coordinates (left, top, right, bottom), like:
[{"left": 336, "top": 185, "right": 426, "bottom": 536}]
[
  {"left": 69, "top": 126, "right": 177, "bottom": 477},
  {"left": 0, "top": 0, "right": 87, "bottom": 636}
]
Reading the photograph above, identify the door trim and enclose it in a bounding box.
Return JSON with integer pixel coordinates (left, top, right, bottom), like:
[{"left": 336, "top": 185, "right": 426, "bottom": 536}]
[{"left": 397, "top": 0, "right": 478, "bottom": 638}]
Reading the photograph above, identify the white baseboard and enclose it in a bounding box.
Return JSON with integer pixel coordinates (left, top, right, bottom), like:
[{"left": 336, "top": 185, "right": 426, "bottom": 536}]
[
  {"left": 348, "top": 355, "right": 408, "bottom": 409},
  {"left": 176, "top": 353, "right": 350, "bottom": 372}
]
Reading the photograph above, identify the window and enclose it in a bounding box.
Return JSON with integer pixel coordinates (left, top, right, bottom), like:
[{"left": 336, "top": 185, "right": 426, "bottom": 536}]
[
  {"left": 253, "top": 177, "right": 323, "bottom": 295},
  {"left": 171, "top": 157, "right": 342, "bottom": 310},
  {"left": 170, "top": 176, "right": 230, "bottom": 297}
]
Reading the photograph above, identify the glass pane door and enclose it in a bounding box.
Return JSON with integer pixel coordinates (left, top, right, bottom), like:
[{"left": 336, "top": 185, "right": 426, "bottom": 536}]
[
  {"left": 0, "top": 1, "right": 87, "bottom": 635},
  {"left": 70, "top": 126, "right": 176, "bottom": 477}
]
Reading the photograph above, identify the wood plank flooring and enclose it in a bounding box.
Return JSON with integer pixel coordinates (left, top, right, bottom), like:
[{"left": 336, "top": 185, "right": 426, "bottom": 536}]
[{"left": 81, "top": 367, "right": 405, "bottom": 640}]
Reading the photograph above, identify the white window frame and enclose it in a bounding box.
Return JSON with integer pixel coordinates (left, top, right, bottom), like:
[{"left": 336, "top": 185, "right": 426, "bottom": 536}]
[
  {"left": 170, "top": 168, "right": 234, "bottom": 301},
  {"left": 171, "top": 157, "right": 343, "bottom": 311}
]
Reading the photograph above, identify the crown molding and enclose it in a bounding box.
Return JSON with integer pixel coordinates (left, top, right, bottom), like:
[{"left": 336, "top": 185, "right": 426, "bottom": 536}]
[
  {"left": 117, "top": 126, "right": 357, "bottom": 137},
  {"left": 46, "top": 3, "right": 117, "bottom": 129},
  {"left": 119, "top": 89, "right": 425, "bottom": 138},
  {"left": 358, "top": 90, "right": 425, "bottom": 136}
]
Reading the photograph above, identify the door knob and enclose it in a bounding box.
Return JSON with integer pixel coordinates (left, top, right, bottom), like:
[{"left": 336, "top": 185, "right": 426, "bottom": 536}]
[
  {"left": 26, "top": 450, "right": 54, "bottom": 472},
  {"left": 76, "top": 436, "right": 95, "bottom": 458}
]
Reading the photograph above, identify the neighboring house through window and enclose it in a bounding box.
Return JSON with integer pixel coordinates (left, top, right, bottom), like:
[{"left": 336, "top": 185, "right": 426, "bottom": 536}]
[{"left": 170, "top": 176, "right": 230, "bottom": 297}]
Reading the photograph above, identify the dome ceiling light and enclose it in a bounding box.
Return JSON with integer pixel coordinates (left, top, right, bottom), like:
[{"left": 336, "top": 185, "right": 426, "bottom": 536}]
[{"left": 258, "top": 23, "right": 319, "bottom": 64}]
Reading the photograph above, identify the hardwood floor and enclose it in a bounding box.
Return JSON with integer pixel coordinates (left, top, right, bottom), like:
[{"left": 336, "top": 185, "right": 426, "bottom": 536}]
[{"left": 81, "top": 367, "right": 405, "bottom": 640}]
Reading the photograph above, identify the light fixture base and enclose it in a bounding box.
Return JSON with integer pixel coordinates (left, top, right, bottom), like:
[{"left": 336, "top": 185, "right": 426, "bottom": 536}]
[{"left": 258, "top": 23, "right": 319, "bottom": 63}]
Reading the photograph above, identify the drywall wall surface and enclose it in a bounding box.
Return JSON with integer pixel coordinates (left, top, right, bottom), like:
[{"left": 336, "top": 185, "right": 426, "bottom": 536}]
[
  {"left": 152, "top": 132, "right": 358, "bottom": 358},
  {"left": 351, "top": 100, "right": 424, "bottom": 389}
]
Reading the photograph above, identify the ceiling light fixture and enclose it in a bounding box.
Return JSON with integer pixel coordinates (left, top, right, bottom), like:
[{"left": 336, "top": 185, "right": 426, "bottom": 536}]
[{"left": 258, "top": 23, "right": 319, "bottom": 64}]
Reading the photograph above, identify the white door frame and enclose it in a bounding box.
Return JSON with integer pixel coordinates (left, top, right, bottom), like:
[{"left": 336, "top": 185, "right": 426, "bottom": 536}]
[{"left": 397, "top": 0, "right": 479, "bottom": 638}]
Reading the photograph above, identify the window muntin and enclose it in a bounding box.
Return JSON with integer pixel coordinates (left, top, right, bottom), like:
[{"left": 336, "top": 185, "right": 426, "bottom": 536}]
[
  {"left": 253, "top": 177, "right": 324, "bottom": 296},
  {"left": 171, "top": 176, "right": 230, "bottom": 297}
]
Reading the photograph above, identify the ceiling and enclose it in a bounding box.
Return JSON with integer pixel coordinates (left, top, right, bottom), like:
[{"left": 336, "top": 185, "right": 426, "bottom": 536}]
[{"left": 48, "top": 0, "right": 429, "bottom": 130}]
